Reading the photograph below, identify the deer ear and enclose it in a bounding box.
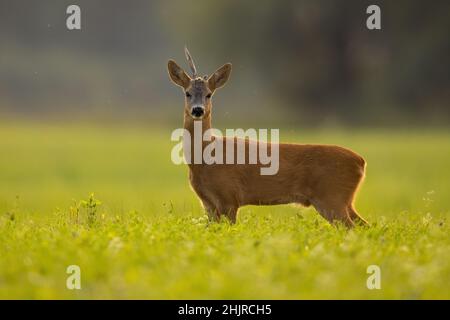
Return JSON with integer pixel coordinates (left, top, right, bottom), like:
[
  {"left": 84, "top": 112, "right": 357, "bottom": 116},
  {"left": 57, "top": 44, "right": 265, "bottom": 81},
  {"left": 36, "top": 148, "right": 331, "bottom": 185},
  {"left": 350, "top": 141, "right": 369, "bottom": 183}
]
[
  {"left": 168, "top": 60, "right": 191, "bottom": 89},
  {"left": 208, "top": 63, "right": 232, "bottom": 91}
]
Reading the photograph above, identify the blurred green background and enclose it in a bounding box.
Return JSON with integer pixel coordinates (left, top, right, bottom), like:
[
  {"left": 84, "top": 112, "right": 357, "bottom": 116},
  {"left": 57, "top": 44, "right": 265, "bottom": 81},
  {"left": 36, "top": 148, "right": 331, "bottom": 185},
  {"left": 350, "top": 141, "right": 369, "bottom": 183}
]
[{"left": 1, "top": 0, "right": 449, "bottom": 126}]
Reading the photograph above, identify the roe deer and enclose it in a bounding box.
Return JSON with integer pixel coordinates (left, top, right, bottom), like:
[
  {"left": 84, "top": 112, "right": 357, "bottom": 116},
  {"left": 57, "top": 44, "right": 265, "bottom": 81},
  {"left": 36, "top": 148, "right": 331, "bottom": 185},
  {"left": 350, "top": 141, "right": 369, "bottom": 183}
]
[{"left": 167, "top": 48, "right": 368, "bottom": 227}]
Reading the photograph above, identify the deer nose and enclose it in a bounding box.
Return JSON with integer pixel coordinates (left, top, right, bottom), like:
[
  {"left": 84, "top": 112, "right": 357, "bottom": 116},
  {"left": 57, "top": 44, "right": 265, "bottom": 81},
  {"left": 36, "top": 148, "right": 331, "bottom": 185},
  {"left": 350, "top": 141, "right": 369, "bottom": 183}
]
[{"left": 191, "top": 106, "right": 205, "bottom": 118}]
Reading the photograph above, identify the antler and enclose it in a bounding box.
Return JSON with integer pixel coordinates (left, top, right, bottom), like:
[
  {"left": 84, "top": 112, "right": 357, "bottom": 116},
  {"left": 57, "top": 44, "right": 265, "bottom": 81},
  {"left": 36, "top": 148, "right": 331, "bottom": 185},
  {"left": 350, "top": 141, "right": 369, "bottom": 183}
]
[{"left": 184, "top": 46, "right": 198, "bottom": 78}]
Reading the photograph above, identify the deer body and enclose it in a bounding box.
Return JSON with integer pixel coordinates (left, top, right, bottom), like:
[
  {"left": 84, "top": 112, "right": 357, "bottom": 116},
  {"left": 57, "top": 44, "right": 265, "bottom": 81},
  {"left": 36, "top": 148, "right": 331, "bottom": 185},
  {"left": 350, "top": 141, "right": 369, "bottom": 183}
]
[{"left": 169, "top": 48, "right": 368, "bottom": 227}]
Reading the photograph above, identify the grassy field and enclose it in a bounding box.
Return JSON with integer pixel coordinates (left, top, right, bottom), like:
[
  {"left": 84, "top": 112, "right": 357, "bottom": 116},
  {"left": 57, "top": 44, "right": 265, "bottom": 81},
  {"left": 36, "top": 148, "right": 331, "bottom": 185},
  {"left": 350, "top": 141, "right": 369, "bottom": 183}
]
[{"left": 0, "top": 122, "right": 449, "bottom": 299}]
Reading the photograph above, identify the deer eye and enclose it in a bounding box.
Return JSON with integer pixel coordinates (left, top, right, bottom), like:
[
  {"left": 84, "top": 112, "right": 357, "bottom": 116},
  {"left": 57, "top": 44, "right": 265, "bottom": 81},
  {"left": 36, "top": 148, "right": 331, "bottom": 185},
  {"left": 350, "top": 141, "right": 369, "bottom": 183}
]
[
  {"left": 206, "top": 93, "right": 212, "bottom": 99},
  {"left": 185, "top": 92, "right": 191, "bottom": 98}
]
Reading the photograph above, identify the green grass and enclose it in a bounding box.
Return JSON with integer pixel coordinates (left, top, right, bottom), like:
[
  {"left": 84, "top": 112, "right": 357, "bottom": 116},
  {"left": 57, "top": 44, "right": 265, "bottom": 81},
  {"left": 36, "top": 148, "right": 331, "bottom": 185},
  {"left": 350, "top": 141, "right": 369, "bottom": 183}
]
[{"left": 0, "top": 122, "right": 449, "bottom": 299}]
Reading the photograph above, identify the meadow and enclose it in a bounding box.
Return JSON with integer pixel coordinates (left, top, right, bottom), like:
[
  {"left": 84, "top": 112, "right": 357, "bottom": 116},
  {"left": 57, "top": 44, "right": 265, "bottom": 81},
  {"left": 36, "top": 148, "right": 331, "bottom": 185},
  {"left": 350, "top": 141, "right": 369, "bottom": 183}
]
[{"left": 0, "top": 122, "right": 449, "bottom": 299}]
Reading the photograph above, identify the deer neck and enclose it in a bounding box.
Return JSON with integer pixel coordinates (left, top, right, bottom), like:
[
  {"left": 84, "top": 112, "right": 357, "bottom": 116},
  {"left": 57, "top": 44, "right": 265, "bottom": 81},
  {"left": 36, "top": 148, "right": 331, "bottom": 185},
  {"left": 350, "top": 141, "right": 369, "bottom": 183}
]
[
  {"left": 183, "top": 111, "right": 212, "bottom": 136},
  {"left": 183, "top": 110, "right": 213, "bottom": 169}
]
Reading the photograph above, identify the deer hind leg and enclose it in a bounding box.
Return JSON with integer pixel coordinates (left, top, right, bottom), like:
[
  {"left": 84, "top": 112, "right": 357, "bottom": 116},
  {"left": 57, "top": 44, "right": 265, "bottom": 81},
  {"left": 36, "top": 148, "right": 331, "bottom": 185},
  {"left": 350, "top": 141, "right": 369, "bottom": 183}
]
[
  {"left": 347, "top": 205, "right": 369, "bottom": 226},
  {"left": 311, "top": 198, "right": 355, "bottom": 228}
]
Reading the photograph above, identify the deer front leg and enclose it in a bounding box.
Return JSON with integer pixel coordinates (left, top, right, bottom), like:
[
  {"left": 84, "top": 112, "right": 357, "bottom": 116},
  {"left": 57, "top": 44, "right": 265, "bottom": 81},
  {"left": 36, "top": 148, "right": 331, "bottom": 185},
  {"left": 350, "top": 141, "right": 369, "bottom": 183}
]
[
  {"left": 225, "top": 207, "right": 238, "bottom": 224},
  {"left": 201, "top": 199, "right": 220, "bottom": 222},
  {"left": 202, "top": 201, "right": 238, "bottom": 224},
  {"left": 215, "top": 205, "right": 238, "bottom": 224}
]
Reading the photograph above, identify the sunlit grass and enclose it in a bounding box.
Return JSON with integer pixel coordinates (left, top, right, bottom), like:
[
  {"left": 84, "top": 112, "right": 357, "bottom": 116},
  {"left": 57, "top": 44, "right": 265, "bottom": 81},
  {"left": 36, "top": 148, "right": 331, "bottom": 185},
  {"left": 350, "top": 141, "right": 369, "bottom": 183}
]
[{"left": 0, "top": 122, "right": 449, "bottom": 299}]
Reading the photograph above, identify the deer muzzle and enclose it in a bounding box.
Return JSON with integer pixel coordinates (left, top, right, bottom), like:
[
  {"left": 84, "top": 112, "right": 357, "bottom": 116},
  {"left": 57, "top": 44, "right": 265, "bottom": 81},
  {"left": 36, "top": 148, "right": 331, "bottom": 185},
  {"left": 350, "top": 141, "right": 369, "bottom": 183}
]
[{"left": 191, "top": 106, "right": 205, "bottom": 119}]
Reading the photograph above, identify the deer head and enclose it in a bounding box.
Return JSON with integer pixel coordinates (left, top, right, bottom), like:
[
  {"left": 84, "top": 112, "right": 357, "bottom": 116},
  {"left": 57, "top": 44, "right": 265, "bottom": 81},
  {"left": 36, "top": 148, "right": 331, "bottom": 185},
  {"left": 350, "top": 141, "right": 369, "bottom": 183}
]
[{"left": 168, "top": 47, "right": 232, "bottom": 120}]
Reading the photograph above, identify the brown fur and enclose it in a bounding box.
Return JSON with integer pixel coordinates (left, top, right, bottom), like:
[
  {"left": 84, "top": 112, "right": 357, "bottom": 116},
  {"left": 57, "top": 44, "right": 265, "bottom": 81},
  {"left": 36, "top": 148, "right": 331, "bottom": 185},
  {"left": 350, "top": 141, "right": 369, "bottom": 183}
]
[{"left": 168, "top": 58, "right": 368, "bottom": 227}]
